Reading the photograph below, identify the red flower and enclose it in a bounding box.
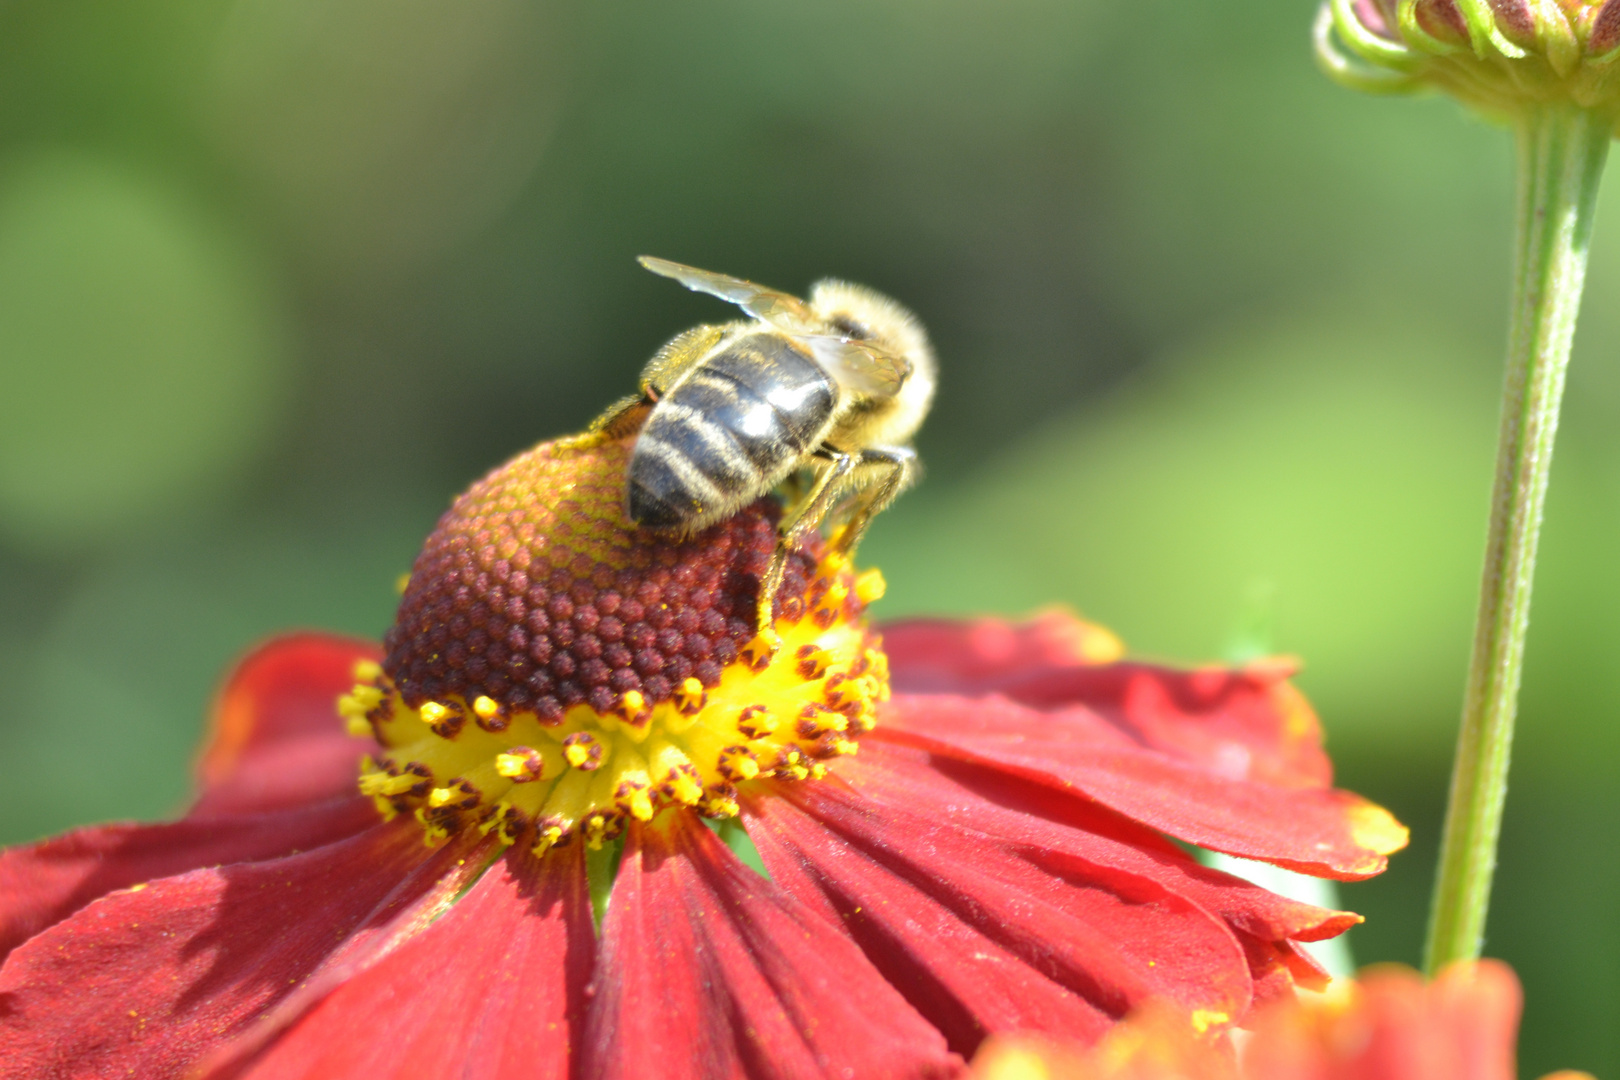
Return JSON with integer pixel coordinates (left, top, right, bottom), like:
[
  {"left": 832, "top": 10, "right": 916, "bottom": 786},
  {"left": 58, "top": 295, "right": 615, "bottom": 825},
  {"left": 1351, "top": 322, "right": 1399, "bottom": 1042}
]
[
  {"left": 0, "top": 438, "right": 1406, "bottom": 1080},
  {"left": 970, "top": 961, "right": 1595, "bottom": 1080}
]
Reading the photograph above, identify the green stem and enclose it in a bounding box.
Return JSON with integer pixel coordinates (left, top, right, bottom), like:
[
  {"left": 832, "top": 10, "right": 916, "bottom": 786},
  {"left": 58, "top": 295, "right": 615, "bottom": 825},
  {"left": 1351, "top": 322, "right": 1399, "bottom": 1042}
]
[{"left": 1423, "top": 104, "right": 1610, "bottom": 974}]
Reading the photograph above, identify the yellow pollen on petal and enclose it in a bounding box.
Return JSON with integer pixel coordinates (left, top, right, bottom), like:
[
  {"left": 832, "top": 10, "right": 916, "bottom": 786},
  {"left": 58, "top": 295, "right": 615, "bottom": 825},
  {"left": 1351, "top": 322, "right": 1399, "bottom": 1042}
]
[
  {"left": 699, "top": 784, "right": 739, "bottom": 818},
  {"left": 338, "top": 684, "right": 383, "bottom": 716},
  {"left": 795, "top": 705, "right": 848, "bottom": 739},
  {"left": 854, "top": 568, "right": 886, "bottom": 605},
  {"left": 359, "top": 766, "right": 427, "bottom": 799},
  {"left": 741, "top": 633, "right": 776, "bottom": 669},
  {"left": 717, "top": 745, "right": 760, "bottom": 781},
  {"left": 771, "top": 747, "right": 811, "bottom": 782},
  {"left": 531, "top": 821, "right": 565, "bottom": 857},
  {"left": 1349, "top": 801, "right": 1411, "bottom": 857},
  {"left": 796, "top": 645, "right": 831, "bottom": 679},
  {"left": 613, "top": 690, "right": 651, "bottom": 727},
  {"left": 413, "top": 804, "right": 455, "bottom": 846},
  {"left": 817, "top": 580, "right": 849, "bottom": 616},
  {"left": 495, "top": 746, "right": 547, "bottom": 782},
  {"left": 674, "top": 677, "right": 706, "bottom": 714},
  {"left": 620, "top": 783, "right": 655, "bottom": 821},
  {"left": 735, "top": 704, "right": 777, "bottom": 738},
  {"left": 663, "top": 768, "right": 703, "bottom": 805},
  {"left": 582, "top": 808, "right": 623, "bottom": 849},
  {"left": 473, "top": 695, "right": 502, "bottom": 722},
  {"left": 645, "top": 739, "right": 704, "bottom": 806},
  {"left": 563, "top": 732, "right": 604, "bottom": 770},
  {"left": 1189, "top": 1009, "right": 1230, "bottom": 1034}
]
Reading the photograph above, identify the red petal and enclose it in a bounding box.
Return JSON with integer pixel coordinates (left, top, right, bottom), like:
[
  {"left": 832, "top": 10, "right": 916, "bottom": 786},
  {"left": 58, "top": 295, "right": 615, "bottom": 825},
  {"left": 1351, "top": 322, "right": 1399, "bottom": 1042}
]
[
  {"left": 581, "top": 814, "right": 959, "bottom": 1080},
  {"left": 743, "top": 777, "right": 1253, "bottom": 1057},
  {"left": 878, "top": 693, "right": 1405, "bottom": 879},
  {"left": 192, "top": 634, "right": 380, "bottom": 817},
  {"left": 882, "top": 612, "right": 1121, "bottom": 692},
  {"left": 1275, "top": 941, "right": 1331, "bottom": 995},
  {"left": 0, "top": 820, "right": 482, "bottom": 1079},
  {"left": 838, "top": 742, "right": 1361, "bottom": 946},
  {"left": 1243, "top": 939, "right": 1330, "bottom": 1006},
  {"left": 0, "top": 796, "right": 375, "bottom": 966},
  {"left": 224, "top": 846, "right": 593, "bottom": 1080},
  {"left": 899, "top": 654, "right": 1330, "bottom": 790}
]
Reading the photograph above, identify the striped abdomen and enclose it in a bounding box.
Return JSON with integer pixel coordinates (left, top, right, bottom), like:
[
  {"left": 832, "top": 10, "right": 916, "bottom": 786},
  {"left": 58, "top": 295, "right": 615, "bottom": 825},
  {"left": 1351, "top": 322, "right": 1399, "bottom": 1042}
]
[{"left": 628, "top": 333, "right": 836, "bottom": 531}]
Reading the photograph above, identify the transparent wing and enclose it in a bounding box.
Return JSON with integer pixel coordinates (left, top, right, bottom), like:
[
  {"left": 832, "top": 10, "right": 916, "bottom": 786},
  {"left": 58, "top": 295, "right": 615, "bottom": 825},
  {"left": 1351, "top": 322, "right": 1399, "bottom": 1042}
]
[
  {"left": 639, "top": 255, "right": 910, "bottom": 397},
  {"left": 801, "top": 335, "right": 910, "bottom": 397},
  {"left": 638, "top": 256, "right": 812, "bottom": 326}
]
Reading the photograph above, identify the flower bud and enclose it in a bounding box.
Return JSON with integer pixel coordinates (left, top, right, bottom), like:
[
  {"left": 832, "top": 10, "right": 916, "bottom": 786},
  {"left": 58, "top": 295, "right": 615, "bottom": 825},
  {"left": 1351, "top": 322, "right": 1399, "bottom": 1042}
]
[{"left": 1316, "top": 0, "right": 1620, "bottom": 126}]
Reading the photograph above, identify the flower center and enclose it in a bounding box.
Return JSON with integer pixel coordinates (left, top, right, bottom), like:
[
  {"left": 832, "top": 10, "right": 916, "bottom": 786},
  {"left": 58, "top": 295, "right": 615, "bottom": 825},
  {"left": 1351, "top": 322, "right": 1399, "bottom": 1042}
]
[{"left": 339, "top": 437, "right": 889, "bottom": 854}]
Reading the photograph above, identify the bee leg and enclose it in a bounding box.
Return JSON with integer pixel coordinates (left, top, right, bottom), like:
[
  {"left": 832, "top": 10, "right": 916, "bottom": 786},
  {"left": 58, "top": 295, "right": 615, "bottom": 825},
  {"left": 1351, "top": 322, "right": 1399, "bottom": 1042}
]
[
  {"left": 753, "top": 449, "right": 857, "bottom": 649},
  {"left": 777, "top": 467, "right": 809, "bottom": 507},
  {"left": 832, "top": 445, "right": 918, "bottom": 555},
  {"left": 556, "top": 394, "right": 653, "bottom": 450}
]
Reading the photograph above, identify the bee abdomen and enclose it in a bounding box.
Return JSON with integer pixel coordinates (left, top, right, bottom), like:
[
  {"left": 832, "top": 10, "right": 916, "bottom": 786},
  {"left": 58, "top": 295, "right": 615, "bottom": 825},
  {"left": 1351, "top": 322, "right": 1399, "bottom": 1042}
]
[
  {"left": 627, "top": 336, "right": 835, "bottom": 531},
  {"left": 624, "top": 436, "right": 729, "bottom": 532},
  {"left": 700, "top": 338, "right": 835, "bottom": 455}
]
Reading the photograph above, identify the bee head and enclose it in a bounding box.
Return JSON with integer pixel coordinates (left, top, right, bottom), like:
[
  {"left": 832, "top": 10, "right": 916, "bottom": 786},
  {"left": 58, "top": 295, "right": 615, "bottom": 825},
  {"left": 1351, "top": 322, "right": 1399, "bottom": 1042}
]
[{"left": 807, "top": 279, "right": 935, "bottom": 381}]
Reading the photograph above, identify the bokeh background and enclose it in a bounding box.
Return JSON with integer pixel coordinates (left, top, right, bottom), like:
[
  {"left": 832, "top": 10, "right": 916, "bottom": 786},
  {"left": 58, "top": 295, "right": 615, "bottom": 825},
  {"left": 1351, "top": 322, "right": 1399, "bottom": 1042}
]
[{"left": 1, "top": 0, "right": 1616, "bottom": 1072}]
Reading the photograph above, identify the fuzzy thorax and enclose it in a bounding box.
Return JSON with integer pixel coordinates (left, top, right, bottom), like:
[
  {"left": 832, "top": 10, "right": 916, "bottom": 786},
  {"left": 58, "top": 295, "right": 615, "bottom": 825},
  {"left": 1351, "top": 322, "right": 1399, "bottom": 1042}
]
[{"left": 343, "top": 437, "right": 889, "bottom": 853}]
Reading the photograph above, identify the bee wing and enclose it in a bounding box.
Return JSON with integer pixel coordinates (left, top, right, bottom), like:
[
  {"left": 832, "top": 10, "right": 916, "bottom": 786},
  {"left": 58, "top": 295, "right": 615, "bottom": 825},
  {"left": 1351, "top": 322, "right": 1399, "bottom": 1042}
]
[
  {"left": 639, "top": 255, "right": 910, "bottom": 398},
  {"left": 800, "top": 335, "right": 910, "bottom": 398},
  {"left": 638, "top": 256, "right": 813, "bottom": 326}
]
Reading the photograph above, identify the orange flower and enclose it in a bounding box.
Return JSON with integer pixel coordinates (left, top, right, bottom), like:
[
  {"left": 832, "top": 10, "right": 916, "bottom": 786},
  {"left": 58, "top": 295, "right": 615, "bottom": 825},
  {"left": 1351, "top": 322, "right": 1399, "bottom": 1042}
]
[
  {"left": 1244, "top": 962, "right": 1591, "bottom": 1080},
  {"left": 972, "top": 1006, "right": 1236, "bottom": 1080},
  {"left": 971, "top": 961, "right": 1594, "bottom": 1080}
]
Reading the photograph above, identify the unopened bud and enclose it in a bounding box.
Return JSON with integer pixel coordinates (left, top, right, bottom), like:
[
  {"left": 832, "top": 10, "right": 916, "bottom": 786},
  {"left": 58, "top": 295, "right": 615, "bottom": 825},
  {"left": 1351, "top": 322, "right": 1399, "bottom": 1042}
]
[{"left": 1316, "top": 0, "right": 1620, "bottom": 126}]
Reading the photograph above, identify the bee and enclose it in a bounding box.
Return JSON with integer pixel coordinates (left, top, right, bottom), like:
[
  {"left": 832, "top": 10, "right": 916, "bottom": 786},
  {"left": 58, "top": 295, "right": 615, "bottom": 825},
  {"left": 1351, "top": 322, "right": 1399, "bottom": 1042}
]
[{"left": 587, "top": 256, "right": 936, "bottom": 641}]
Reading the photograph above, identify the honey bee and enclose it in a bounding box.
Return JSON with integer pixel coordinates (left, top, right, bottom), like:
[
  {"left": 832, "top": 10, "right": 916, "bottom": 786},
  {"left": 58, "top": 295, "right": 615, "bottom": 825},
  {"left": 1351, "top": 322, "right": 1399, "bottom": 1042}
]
[{"left": 587, "top": 256, "right": 936, "bottom": 639}]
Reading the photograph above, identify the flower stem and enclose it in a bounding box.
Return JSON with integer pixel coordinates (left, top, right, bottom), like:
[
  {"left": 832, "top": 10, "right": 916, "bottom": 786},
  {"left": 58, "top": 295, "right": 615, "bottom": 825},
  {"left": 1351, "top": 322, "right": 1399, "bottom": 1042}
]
[{"left": 1423, "top": 104, "right": 1610, "bottom": 975}]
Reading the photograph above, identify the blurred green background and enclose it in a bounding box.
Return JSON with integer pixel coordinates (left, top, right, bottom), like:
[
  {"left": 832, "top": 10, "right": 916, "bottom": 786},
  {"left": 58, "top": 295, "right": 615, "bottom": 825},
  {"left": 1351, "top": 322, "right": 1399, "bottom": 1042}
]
[{"left": 1, "top": 0, "right": 1616, "bottom": 1072}]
